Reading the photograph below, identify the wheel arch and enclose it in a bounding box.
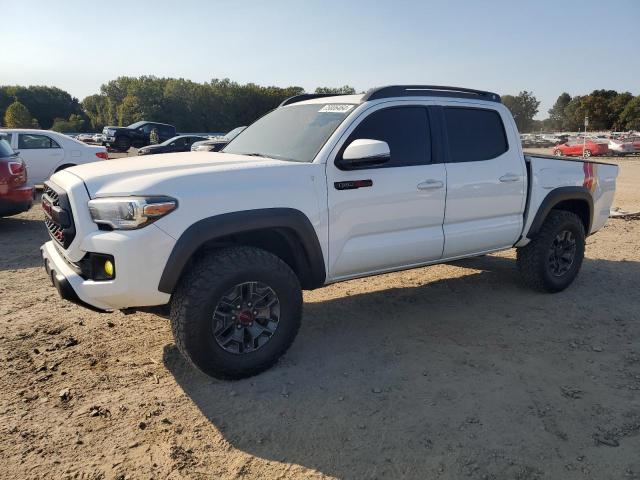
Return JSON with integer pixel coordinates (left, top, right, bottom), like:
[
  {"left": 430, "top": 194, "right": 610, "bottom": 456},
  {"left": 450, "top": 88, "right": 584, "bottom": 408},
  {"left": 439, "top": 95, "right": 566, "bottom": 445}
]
[
  {"left": 527, "top": 186, "right": 593, "bottom": 239},
  {"left": 158, "top": 208, "right": 326, "bottom": 294}
]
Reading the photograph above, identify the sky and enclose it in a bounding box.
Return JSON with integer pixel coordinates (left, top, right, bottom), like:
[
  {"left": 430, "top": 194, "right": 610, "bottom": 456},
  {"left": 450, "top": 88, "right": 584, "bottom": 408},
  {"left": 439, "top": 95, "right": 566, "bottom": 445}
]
[{"left": 2, "top": 0, "right": 639, "bottom": 118}]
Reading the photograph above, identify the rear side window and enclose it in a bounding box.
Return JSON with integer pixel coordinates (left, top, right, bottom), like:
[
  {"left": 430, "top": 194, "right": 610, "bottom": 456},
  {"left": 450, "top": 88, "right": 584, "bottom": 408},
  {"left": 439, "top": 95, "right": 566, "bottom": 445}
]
[
  {"left": 160, "top": 125, "right": 175, "bottom": 137},
  {"left": 18, "top": 134, "right": 60, "bottom": 149},
  {"left": 444, "top": 107, "right": 508, "bottom": 162},
  {"left": 341, "top": 107, "right": 431, "bottom": 167}
]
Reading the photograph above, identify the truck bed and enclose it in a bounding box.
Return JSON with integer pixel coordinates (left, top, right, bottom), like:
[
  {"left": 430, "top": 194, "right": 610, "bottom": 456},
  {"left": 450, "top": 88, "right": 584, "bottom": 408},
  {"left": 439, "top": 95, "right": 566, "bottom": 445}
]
[{"left": 518, "top": 154, "right": 619, "bottom": 245}]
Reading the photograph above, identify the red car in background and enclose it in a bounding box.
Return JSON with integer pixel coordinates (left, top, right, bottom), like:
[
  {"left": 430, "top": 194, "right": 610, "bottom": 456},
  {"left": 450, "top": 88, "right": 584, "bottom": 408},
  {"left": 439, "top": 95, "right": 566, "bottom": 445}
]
[
  {"left": 0, "top": 139, "right": 33, "bottom": 218},
  {"left": 553, "top": 140, "right": 609, "bottom": 158}
]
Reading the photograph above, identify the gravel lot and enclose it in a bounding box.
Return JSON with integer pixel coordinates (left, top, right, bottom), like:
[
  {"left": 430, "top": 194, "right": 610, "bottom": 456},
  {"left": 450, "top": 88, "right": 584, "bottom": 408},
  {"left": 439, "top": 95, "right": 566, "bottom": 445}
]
[{"left": 1, "top": 153, "right": 639, "bottom": 479}]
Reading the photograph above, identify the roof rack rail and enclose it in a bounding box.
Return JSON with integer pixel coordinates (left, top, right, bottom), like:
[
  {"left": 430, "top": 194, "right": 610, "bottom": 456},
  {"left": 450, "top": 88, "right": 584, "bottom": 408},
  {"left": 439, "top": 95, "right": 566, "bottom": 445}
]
[
  {"left": 279, "top": 93, "right": 350, "bottom": 107},
  {"left": 361, "top": 85, "right": 501, "bottom": 103}
]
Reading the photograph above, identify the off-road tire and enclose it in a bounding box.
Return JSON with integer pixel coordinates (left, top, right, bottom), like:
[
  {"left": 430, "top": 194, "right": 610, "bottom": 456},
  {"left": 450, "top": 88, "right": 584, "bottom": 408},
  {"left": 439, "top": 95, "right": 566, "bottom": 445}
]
[
  {"left": 170, "top": 246, "right": 302, "bottom": 379},
  {"left": 516, "top": 210, "right": 585, "bottom": 293},
  {"left": 114, "top": 136, "right": 131, "bottom": 152}
]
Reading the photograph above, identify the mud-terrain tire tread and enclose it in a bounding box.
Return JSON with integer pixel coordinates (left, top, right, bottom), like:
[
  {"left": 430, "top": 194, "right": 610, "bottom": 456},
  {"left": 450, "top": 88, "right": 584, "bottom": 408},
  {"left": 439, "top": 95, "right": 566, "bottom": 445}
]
[
  {"left": 170, "top": 246, "right": 302, "bottom": 379},
  {"left": 517, "top": 210, "right": 585, "bottom": 293}
]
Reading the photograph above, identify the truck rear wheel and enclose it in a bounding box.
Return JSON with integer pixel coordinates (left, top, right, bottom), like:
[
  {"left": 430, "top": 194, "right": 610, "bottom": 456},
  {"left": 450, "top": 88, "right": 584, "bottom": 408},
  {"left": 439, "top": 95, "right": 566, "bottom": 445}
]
[
  {"left": 170, "top": 246, "right": 302, "bottom": 379},
  {"left": 516, "top": 210, "right": 585, "bottom": 293}
]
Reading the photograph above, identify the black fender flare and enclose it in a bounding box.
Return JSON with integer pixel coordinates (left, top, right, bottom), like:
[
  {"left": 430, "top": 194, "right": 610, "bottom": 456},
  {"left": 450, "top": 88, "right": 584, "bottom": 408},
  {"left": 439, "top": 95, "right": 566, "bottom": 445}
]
[
  {"left": 526, "top": 186, "right": 593, "bottom": 238},
  {"left": 158, "top": 208, "right": 326, "bottom": 293}
]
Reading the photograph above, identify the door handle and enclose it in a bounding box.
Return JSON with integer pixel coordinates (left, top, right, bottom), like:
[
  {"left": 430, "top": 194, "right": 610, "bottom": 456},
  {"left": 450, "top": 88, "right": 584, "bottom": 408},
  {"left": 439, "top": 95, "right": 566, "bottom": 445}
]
[
  {"left": 417, "top": 179, "right": 444, "bottom": 190},
  {"left": 499, "top": 173, "right": 520, "bottom": 182}
]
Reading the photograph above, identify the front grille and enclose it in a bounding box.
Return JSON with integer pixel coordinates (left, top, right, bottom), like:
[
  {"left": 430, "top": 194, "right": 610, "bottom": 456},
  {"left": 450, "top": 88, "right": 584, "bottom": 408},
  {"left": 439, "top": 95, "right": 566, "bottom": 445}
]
[{"left": 42, "top": 182, "right": 76, "bottom": 249}]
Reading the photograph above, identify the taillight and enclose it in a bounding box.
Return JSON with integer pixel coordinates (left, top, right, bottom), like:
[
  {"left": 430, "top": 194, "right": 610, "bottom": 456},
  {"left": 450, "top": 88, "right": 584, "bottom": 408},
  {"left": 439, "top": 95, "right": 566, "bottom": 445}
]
[
  {"left": 8, "top": 161, "right": 25, "bottom": 175},
  {"left": 95, "top": 151, "right": 108, "bottom": 160}
]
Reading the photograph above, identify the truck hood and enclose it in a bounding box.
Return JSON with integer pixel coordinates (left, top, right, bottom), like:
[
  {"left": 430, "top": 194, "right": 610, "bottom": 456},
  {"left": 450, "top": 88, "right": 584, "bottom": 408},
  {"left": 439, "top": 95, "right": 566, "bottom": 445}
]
[{"left": 64, "top": 151, "right": 297, "bottom": 197}]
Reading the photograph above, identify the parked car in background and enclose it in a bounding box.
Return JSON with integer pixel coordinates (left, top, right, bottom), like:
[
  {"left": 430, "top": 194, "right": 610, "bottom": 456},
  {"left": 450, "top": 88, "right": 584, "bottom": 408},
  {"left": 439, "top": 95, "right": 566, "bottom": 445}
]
[
  {"left": 553, "top": 139, "right": 609, "bottom": 157},
  {"left": 191, "top": 126, "right": 246, "bottom": 152},
  {"left": 75, "top": 133, "right": 95, "bottom": 143},
  {"left": 0, "top": 138, "right": 33, "bottom": 217},
  {"left": 541, "top": 134, "right": 562, "bottom": 144},
  {"left": 627, "top": 136, "right": 640, "bottom": 152},
  {"left": 101, "top": 121, "right": 176, "bottom": 152},
  {"left": 137, "top": 135, "right": 209, "bottom": 156},
  {"left": 0, "top": 129, "right": 108, "bottom": 186},
  {"left": 608, "top": 138, "right": 636, "bottom": 156}
]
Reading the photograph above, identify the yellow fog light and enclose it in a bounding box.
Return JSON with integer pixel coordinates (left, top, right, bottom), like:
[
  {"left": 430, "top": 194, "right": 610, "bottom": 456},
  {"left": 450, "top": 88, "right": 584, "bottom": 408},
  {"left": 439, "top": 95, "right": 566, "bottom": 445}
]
[{"left": 104, "top": 260, "right": 114, "bottom": 277}]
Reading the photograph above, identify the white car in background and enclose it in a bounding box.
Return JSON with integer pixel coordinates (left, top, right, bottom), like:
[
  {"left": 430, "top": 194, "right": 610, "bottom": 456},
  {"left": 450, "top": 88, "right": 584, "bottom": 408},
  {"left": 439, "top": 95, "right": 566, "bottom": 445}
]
[
  {"left": 0, "top": 129, "right": 108, "bottom": 186},
  {"left": 608, "top": 138, "right": 636, "bottom": 156}
]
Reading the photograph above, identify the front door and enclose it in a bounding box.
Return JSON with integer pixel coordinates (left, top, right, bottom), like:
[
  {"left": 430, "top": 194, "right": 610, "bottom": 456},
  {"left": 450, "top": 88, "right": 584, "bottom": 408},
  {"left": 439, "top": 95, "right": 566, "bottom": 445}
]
[{"left": 326, "top": 104, "right": 446, "bottom": 280}]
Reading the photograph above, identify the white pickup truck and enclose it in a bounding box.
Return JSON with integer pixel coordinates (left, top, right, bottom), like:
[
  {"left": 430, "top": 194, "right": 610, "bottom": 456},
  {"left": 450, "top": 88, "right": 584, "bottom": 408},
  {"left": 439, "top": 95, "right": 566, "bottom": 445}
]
[{"left": 40, "top": 85, "right": 618, "bottom": 379}]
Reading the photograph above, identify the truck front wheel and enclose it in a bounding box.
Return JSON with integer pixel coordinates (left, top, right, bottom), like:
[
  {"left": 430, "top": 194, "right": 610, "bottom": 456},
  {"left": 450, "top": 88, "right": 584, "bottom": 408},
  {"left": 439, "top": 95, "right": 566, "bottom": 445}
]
[
  {"left": 170, "top": 246, "right": 302, "bottom": 379},
  {"left": 114, "top": 136, "right": 131, "bottom": 152},
  {"left": 516, "top": 210, "right": 585, "bottom": 293}
]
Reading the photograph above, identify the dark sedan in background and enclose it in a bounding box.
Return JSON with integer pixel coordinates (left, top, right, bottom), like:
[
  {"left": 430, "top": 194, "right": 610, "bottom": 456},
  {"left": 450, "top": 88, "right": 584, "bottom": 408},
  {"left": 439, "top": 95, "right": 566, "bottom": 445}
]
[
  {"left": 190, "top": 126, "right": 246, "bottom": 152},
  {"left": 137, "top": 135, "right": 209, "bottom": 156}
]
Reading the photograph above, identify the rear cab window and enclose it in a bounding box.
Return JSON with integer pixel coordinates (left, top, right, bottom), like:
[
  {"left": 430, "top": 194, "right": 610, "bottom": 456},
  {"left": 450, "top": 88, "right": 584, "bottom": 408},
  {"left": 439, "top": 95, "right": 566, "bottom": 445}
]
[{"left": 443, "top": 107, "right": 508, "bottom": 162}]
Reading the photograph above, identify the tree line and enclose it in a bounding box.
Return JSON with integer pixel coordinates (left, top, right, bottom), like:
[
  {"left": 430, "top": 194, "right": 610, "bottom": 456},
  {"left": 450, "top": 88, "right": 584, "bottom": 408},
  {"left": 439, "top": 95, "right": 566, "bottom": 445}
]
[
  {"left": 502, "top": 90, "right": 639, "bottom": 133},
  {"left": 0, "top": 78, "right": 638, "bottom": 134}
]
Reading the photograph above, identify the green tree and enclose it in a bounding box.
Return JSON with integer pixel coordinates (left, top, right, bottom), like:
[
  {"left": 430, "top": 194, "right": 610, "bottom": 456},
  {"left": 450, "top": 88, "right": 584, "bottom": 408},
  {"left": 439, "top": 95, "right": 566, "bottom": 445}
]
[
  {"left": 3, "top": 100, "right": 33, "bottom": 128},
  {"left": 618, "top": 97, "right": 640, "bottom": 131},
  {"left": 117, "top": 95, "right": 143, "bottom": 126},
  {"left": 501, "top": 91, "right": 540, "bottom": 132},
  {"left": 609, "top": 92, "right": 633, "bottom": 130},
  {"left": 562, "top": 96, "right": 585, "bottom": 131},
  {"left": 0, "top": 85, "right": 83, "bottom": 129},
  {"left": 82, "top": 94, "right": 112, "bottom": 131},
  {"left": 548, "top": 93, "right": 571, "bottom": 130},
  {"left": 314, "top": 85, "right": 356, "bottom": 95},
  {"left": 51, "top": 114, "right": 85, "bottom": 132}
]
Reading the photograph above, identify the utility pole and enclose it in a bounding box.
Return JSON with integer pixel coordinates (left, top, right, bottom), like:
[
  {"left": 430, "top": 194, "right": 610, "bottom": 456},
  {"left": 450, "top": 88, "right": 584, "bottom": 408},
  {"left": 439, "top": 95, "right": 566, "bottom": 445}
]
[{"left": 583, "top": 116, "right": 589, "bottom": 158}]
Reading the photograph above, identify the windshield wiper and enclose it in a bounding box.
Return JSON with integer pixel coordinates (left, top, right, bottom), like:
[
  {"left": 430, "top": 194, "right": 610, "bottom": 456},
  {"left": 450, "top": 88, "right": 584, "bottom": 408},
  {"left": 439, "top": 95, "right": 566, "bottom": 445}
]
[{"left": 241, "top": 152, "right": 297, "bottom": 162}]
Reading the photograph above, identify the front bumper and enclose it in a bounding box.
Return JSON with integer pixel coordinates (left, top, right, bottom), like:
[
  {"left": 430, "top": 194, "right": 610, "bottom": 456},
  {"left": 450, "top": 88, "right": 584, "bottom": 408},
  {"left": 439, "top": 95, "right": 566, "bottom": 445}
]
[{"left": 40, "top": 225, "right": 175, "bottom": 311}]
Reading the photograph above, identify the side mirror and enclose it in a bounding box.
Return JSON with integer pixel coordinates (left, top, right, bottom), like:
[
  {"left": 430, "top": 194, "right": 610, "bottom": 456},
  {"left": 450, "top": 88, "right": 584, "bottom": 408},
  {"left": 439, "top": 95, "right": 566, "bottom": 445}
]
[{"left": 340, "top": 139, "right": 390, "bottom": 169}]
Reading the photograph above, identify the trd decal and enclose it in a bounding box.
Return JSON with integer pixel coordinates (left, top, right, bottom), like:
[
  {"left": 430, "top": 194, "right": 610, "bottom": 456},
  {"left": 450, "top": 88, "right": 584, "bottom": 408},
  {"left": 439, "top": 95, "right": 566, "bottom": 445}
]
[
  {"left": 583, "top": 162, "right": 598, "bottom": 193},
  {"left": 334, "top": 180, "right": 373, "bottom": 190}
]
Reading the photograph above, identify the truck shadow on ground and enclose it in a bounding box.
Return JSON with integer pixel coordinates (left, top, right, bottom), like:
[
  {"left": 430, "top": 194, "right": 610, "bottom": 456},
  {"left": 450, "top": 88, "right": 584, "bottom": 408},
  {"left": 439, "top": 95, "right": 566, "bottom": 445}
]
[{"left": 163, "top": 254, "right": 640, "bottom": 479}]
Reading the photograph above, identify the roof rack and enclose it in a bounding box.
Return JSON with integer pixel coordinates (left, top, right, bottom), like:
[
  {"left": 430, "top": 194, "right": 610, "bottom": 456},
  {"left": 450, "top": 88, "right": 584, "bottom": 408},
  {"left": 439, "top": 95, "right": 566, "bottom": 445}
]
[
  {"left": 361, "top": 85, "right": 501, "bottom": 103},
  {"left": 279, "top": 93, "right": 350, "bottom": 107}
]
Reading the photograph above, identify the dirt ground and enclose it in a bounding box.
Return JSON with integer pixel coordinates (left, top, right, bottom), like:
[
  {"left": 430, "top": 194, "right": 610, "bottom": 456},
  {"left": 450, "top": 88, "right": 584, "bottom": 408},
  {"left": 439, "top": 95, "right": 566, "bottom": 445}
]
[{"left": 1, "top": 153, "right": 639, "bottom": 479}]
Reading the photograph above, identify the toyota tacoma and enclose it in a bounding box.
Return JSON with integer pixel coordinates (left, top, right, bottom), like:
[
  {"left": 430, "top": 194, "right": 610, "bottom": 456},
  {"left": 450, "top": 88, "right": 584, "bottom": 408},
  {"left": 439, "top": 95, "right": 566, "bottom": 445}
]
[{"left": 41, "top": 85, "right": 619, "bottom": 379}]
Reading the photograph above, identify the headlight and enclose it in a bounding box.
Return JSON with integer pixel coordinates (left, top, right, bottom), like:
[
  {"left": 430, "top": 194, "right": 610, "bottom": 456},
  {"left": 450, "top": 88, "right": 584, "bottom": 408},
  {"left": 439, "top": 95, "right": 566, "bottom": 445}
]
[
  {"left": 88, "top": 196, "right": 177, "bottom": 230},
  {"left": 107, "top": 129, "right": 116, "bottom": 136}
]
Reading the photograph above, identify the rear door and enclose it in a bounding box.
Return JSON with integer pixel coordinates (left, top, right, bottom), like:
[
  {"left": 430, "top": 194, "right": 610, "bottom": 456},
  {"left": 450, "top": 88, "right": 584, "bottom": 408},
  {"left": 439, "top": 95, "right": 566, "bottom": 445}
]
[
  {"left": 439, "top": 104, "right": 526, "bottom": 258},
  {"left": 326, "top": 104, "right": 446, "bottom": 280},
  {"left": 17, "top": 133, "right": 65, "bottom": 186}
]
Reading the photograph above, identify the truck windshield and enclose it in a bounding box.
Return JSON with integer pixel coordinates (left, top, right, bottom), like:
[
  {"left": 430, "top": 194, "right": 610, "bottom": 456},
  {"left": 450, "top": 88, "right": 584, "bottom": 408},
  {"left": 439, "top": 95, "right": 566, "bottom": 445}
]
[{"left": 223, "top": 103, "right": 356, "bottom": 163}]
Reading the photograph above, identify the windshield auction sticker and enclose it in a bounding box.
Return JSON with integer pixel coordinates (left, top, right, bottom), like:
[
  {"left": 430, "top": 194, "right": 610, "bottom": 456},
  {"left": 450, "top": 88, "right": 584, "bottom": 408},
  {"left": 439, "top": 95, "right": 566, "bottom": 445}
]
[{"left": 319, "top": 104, "right": 355, "bottom": 113}]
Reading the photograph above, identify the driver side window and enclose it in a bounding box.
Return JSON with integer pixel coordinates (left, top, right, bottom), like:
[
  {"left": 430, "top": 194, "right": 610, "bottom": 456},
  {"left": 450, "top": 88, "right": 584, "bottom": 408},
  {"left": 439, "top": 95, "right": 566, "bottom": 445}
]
[{"left": 338, "top": 107, "right": 432, "bottom": 168}]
